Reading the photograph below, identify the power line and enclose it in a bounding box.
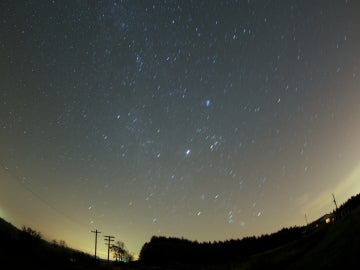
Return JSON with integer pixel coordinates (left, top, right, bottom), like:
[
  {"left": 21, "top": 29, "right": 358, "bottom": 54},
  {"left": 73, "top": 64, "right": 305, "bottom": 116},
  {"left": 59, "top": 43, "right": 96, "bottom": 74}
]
[
  {"left": 0, "top": 162, "right": 88, "bottom": 229},
  {"left": 91, "top": 229, "right": 101, "bottom": 259},
  {"left": 332, "top": 193, "right": 338, "bottom": 211},
  {"left": 104, "top": 235, "right": 115, "bottom": 263}
]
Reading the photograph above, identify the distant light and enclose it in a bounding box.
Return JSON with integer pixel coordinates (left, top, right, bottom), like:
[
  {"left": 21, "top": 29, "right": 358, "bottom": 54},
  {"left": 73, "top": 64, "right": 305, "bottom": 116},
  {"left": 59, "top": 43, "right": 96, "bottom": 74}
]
[
  {"left": 205, "top": 99, "right": 211, "bottom": 107},
  {"left": 186, "top": 149, "right": 191, "bottom": 156}
]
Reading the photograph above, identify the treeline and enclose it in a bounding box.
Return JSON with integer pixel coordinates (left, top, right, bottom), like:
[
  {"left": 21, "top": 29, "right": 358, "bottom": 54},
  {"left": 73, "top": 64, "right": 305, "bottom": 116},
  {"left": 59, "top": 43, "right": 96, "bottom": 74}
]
[
  {"left": 139, "top": 226, "right": 304, "bottom": 265},
  {"left": 139, "top": 192, "right": 360, "bottom": 266},
  {"left": 335, "top": 192, "right": 360, "bottom": 217},
  {"left": 0, "top": 220, "right": 112, "bottom": 270}
]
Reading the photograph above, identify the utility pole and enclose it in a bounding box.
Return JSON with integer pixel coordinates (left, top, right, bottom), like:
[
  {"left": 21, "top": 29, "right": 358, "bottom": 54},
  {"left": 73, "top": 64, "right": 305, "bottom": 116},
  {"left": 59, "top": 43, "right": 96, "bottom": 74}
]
[
  {"left": 332, "top": 193, "right": 338, "bottom": 211},
  {"left": 91, "top": 229, "right": 101, "bottom": 259},
  {"left": 104, "top": 235, "right": 115, "bottom": 263}
]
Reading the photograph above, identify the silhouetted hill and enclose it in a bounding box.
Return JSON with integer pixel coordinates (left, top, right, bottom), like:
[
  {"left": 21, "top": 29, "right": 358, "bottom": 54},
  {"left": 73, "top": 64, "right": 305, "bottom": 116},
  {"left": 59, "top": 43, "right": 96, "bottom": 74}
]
[
  {"left": 286, "top": 203, "right": 360, "bottom": 269},
  {"left": 1, "top": 193, "right": 359, "bottom": 269},
  {"left": 0, "top": 217, "right": 19, "bottom": 239},
  {"left": 136, "top": 193, "right": 360, "bottom": 269},
  {"left": 0, "top": 218, "right": 114, "bottom": 270}
]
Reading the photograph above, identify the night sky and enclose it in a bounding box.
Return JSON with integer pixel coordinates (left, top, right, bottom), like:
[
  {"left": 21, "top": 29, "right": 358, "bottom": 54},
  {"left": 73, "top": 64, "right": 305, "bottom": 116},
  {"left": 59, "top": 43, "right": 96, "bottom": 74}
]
[{"left": 1, "top": 0, "right": 360, "bottom": 258}]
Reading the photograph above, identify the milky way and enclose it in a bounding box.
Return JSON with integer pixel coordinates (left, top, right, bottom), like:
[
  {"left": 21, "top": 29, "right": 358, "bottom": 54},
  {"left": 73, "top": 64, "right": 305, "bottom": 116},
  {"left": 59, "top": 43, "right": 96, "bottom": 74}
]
[{"left": 1, "top": 0, "right": 360, "bottom": 257}]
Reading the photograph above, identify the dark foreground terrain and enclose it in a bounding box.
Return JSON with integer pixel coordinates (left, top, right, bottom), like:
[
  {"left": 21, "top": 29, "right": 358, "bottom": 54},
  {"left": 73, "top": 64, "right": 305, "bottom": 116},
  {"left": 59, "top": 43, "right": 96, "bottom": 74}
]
[
  {"left": 0, "top": 218, "right": 115, "bottom": 270},
  {"left": 1, "top": 193, "right": 359, "bottom": 270},
  {"left": 130, "top": 193, "right": 360, "bottom": 270}
]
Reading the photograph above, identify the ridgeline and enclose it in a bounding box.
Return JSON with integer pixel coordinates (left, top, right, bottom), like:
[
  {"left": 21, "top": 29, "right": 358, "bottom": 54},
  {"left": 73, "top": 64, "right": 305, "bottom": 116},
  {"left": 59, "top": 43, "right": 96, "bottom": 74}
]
[
  {"left": 136, "top": 193, "right": 360, "bottom": 269},
  {"left": 0, "top": 218, "right": 114, "bottom": 270},
  {"left": 1, "top": 193, "right": 359, "bottom": 269}
]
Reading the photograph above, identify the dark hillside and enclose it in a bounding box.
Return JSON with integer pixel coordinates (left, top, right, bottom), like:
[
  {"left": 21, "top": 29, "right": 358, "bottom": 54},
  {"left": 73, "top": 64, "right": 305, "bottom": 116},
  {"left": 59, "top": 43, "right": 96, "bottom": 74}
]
[
  {"left": 1, "top": 193, "right": 359, "bottom": 269},
  {"left": 286, "top": 203, "right": 360, "bottom": 269},
  {"left": 139, "top": 226, "right": 305, "bottom": 265},
  {"left": 137, "top": 193, "right": 360, "bottom": 269},
  {"left": 0, "top": 218, "right": 113, "bottom": 270}
]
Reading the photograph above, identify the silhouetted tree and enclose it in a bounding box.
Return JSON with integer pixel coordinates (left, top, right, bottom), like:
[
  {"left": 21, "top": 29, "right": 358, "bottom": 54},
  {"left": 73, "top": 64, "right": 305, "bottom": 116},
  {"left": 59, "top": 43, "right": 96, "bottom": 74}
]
[
  {"left": 139, "top": 194, "right": 360, "bottom": 266},
  {"left": 21, "top": 226, "right": 43, "bottom": 247},
  {"left": 111, "top": 241, "right": 133, "bottom": 262},
  {"left": 139, "top": 227, "right": 305, "bottom": 265},
  {"left": 21, "top": 226, "right": 42, "bottom": 240},
  {"left": 59, "top": 239, "right": 67, "bottom": 248}
]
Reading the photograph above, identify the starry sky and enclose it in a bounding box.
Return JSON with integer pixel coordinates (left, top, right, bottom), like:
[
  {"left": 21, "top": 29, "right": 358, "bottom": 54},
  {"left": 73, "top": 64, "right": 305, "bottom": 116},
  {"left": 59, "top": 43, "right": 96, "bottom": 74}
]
[{"left": 1, "top": 0, "right": 360, "bottom": 259}]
